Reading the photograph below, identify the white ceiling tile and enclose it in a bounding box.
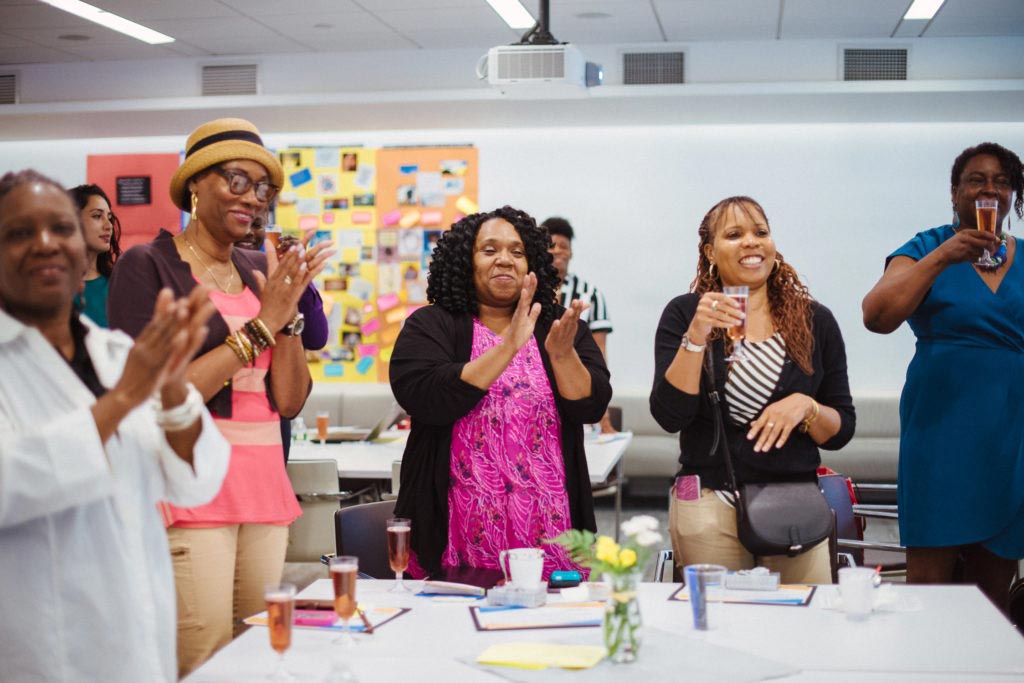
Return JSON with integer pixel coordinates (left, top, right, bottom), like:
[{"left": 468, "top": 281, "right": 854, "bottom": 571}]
[
  {"left": 145, "top": 17, "right": 282, "bottom": 40},
  {"left": 655, "top": 0, "right": 781, "bottom": 41},
  {"left": 782, "top": 0, "right": 907, "bottom": 39},
  {"left": 0, "top": 5, "right": 92, "bottom": 29},
  {"left": 926, "top": 0, "right": 1024, "bottom": 37},
  {"left": 93, "top": 0, "right": 238, "bottom": 20},
  {"left": 217, "top": 0, "right": 362, "bottom": 14},
  {"left": 260, "top": 11, "right": 394, "bottom": 36},
  {"left": 290, "top": 32, "right": 420, "bottom": 51},
  {"left": 373, "top": 6, "right": 510, "bottom": 31},
  {"left": 400, "top": 27, "right": 522, "bottom": 50}
]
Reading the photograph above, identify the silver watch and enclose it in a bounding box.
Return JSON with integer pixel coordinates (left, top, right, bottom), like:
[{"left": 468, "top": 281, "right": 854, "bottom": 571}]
[
  {"left": 680, "top": 334, "right": 706, "bottom": 352},
  {"left": 283, "top": 312, "right": 305, "bottom": 337}
]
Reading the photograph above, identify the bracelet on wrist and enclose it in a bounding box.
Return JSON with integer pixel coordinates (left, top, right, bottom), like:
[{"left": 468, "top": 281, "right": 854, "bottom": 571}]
[
  {"left": 151, "top": 382, "right": 203, "bottom": 432},
  {"left": 799, "top": 397, "right": 820, "bottom": 433},
  {"left": 243, "top": 318, "right": 276, "bottom": 352}
]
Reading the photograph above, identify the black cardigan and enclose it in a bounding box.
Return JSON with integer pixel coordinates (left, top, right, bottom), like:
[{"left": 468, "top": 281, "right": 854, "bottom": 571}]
[
  {"left": 649, "top": 294, "right": 855, "bottom": 491},
  {"left": 108, "top": 229, "right": 272, "bottom": 418},
  {"left": 390, "top": 305, "right": 612, "bottom": 574}
]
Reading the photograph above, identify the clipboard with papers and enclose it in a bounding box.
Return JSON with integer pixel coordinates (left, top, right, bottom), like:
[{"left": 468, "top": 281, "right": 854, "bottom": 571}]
[{"left": 469, "top": 602, "right": 605, "bottom": 631}]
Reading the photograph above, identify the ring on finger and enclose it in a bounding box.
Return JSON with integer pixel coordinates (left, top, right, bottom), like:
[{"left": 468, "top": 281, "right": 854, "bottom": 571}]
[
  {"left": 711, "top": 300, "right": 719, "bottom": 312},
  {"left": 766, "top": 422, "right": 776, "bottom": 429},
  {"left": 284, "top": 275, "right": 293, "bottom": 285}
]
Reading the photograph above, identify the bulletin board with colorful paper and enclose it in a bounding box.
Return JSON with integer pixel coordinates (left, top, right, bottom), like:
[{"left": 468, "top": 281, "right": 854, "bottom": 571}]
[{"left": 274, "top": 145, "right": 478, "bottom": 383}]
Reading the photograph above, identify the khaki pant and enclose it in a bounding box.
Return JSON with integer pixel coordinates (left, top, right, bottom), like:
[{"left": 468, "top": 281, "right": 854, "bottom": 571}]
[
  {"left": 669, "top": 488, "right": 832, "bottom": 584},
  {"left": 169, "top": 524, "right": 289, "bottom": 678}
]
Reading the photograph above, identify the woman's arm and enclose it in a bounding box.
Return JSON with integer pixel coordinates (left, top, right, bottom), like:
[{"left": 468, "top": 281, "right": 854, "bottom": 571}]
[
  {"left": 863, "top": 229, "right": 997, "bottom": 334},
  {"left": 544, "top": 300, "right": 592, "bottom": 400}
]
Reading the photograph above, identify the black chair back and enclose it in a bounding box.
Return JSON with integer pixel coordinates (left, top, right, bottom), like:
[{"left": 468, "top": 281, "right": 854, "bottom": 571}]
[{"left": 333, "top": 499, "right": 397, "bottom": 579}]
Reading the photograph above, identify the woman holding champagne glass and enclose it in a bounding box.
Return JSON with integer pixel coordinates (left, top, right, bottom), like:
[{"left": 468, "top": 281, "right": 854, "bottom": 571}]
[
  {"left": 863, "top": 142, "right": 1024, "bottom": 609},
  {"left": 650, "top": 196, "right": 855, "bottom": 583}
]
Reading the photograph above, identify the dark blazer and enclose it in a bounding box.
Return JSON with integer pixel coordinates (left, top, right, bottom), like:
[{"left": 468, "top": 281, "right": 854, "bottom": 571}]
[
  {"left": 390, "top": 304, "right": 612, "bottom": 574},
  {"left": 108, "top": 229, "right": 271, "bottom": 418},
  {"left": 649, "top": 293, "right": 855, "bottom": 491}
]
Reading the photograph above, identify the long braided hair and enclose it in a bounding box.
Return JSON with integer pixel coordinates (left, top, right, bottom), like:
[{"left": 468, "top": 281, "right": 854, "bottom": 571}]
[{"left": 689, "top": 196, "right": 815, "bottom": 375}]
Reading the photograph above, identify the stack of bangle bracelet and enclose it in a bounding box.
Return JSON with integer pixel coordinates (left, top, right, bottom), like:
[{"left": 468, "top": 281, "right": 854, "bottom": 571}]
[
  {"left": 799, "top": 397, "right": 820, "bottom": 433},
  {"left": 224, "top": 317, "right": 276, "bottom": 365}
]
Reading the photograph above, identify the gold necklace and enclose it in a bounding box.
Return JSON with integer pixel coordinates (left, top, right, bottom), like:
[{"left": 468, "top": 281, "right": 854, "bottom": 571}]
[{"left": 183, "top": 233, "right": 236, "bottom": 292}]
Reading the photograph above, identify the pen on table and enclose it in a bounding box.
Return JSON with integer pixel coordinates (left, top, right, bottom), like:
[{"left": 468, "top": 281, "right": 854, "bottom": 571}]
[{"left": 357, "top": 608, "right": 374, "bottom": 634}]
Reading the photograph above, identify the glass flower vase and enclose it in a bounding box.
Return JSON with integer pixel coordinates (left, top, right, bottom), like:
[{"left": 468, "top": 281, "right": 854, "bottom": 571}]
[{"left": 603, "top": 571, "right": 642, "bottom": 663}]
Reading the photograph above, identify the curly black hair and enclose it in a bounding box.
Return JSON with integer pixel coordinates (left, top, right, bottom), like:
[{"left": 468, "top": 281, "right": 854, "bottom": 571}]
[
  {"left": 69, "top": 184, "right": 122, "bottom": 278},
  {"left": 426, "top": 205, "right": 561, "bottom": 324},
  {"left": 950, "top": 142, "right": 1024, "bottom": 219}
]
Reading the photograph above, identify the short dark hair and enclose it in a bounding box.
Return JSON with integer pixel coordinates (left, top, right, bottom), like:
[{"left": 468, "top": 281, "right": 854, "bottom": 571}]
[
  {"left": 427, "top": 206, "right": 560, "bottom": 324},
  {"left": 950, "top": 142, "right": 1024, "bottom": 219},
  {"left": 541, "top": 216, "right": 574, "bottom": 241},
  {"left": 0, "top": 169, "right": 64, "bottom": 203},
  {"left": 68, "top": 183, "right": 122, "bottom": 278}
]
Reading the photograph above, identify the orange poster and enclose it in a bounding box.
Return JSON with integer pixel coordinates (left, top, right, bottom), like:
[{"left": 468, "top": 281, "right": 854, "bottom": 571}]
[{"left": 87, "top": 153, "right": 181, "bottom": 250}]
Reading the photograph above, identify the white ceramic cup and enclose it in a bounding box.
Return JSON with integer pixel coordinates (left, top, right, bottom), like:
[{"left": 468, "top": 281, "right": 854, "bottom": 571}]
[
  {"left": 499, "top": 548, "right": 544, "bottom": 588},
  {"left": 838, "top": 567, "right": 876, "bottom": 620}
]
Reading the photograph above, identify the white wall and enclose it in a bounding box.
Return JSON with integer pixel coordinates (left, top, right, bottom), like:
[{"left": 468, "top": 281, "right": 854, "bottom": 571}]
[{"left": 4, "top": 121, "right": 1021, "bottom": 397}]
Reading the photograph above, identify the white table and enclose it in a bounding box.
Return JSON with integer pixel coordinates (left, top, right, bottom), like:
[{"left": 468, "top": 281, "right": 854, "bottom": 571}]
[
  {"left": 290, "top": 431, "right": 633, "bottom": 486},
  {"left": 186, "top": 580, "right": 1024, "bottom": 682}
]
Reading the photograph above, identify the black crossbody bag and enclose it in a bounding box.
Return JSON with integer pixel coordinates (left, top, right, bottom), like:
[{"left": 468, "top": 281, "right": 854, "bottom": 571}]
[{"left": 703, "top": 350, "right": 832, "bottom": 557}]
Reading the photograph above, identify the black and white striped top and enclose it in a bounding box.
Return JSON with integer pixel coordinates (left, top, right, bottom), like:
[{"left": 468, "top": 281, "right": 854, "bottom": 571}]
[
  {"left": 726, "top": 333, "right": 786, "bottom": 425},
  {"left": 558, "top": 272, "right": 612, "bottom": 333}
]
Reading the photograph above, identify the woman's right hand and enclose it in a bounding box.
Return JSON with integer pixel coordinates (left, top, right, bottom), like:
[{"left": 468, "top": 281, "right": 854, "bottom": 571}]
[
  {"left": 256, "top": 234, "right": 335, "bottom": 333},
  {"left": 503, "top": 272, "right": 541, "bottom": 351},
  {"left": 937, "top": 228, "right": 1000, "bottom": 265},
  {"left": 685, "top": 292, "right": 745, "bottom": 345}
]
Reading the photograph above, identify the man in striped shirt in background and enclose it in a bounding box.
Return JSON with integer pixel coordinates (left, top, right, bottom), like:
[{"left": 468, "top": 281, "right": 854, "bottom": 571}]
[{"left": 542, "top": 216, "right": 617, "bottom": 434}]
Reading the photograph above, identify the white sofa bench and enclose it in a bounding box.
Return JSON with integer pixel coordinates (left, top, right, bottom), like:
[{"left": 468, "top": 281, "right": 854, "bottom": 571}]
[{"left": 299, "top": 385, "right": 900, "bottom": 492}]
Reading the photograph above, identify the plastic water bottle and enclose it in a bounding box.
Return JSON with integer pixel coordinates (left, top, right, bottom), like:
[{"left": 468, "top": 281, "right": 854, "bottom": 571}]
[{"left": 292, "top": 417, "right": 308, "bottom": 442}]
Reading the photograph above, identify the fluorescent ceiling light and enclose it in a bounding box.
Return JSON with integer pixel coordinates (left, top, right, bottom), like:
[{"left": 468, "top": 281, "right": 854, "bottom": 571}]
[
  {"left": 903, "top": 0, "right": 945, "bottom": 20},
  {"left": 484, "top": 0, "right": 535, "bottom": 30},
  {"left": 38, "top": 0, "right": 175, "bottom": 44}
]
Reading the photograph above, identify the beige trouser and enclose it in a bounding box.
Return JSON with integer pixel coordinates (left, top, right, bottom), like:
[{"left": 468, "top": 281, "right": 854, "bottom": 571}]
[
  {"left": 669, "top": 487, "right": 832, "bottom": 584},
  {"left": 169, "top": 524, "right": 289, "bottom": 679}
]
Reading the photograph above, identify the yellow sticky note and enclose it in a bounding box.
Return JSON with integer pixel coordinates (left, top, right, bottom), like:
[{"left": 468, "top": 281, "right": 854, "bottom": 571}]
[
  {"left": 476, "top": 643, "right": 606, "bottom": 670},
  {"left": 341, "top": 247, "right": 360, "bottom": 262},
  {"left": 455, "top": 196, "right": 478, "bottom": 215}
]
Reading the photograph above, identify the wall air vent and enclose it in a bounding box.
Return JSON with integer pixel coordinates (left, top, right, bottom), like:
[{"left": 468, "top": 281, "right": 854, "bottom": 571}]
[
  {"left": 0, "top": 74, "right": 17, "bottom": 104},
  {"left": 843, "top": 49, "right": 907, "bottom": 81},
  {"left": 201, "top": 64, "right": 258, "bottom": 96},
  {"left": 623, "top": 52, "right": 685, "bottom": 85}
]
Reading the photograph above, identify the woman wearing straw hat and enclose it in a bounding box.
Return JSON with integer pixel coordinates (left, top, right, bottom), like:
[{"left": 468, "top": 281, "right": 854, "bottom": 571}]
[{"left": 108, "top": 117, "right": 332, "bottom": 676}]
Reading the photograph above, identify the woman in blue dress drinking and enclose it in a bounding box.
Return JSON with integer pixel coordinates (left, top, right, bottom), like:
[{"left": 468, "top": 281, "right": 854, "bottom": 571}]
[{"left": 863, "top": 142, "right": 1024, "bottom": 610}]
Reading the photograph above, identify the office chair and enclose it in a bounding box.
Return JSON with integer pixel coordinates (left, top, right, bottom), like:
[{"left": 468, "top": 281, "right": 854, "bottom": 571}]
[
  {"left": 285, "top": 460, "right": 371, "bottom": 563},
  {"left": 333, "top": 499, "right": 397, "bottom": 579},
  {"left": 819, "top": 473, "right": 905, "bottom": 583}
]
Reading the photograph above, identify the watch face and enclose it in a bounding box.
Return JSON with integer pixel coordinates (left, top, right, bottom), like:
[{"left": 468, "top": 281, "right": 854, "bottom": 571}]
[{"left": 288, "top": 313, "right": 305, "bottom": 336}]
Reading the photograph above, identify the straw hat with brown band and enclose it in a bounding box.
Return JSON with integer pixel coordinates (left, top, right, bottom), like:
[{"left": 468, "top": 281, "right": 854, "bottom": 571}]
[{"left": 169, "top": 118, "right": 283, "bottom": 212}]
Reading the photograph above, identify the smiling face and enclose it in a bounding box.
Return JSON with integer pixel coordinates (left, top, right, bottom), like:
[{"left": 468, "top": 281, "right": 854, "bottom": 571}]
[
  {"left": 705, "top": 201, "right": 776, "bottom": 290},
  {"left": 0, "top": 181, "right": 86, "bottom": 321},
  {"left": 190, "top": 158, "right": 270, "bottom": 243},
  {"left": 952, "top": 153, "right": 1013, "bottom": 231},
  {"left": 472, "top": 217, "right": 529, "bottom": 310},
  {"left": 79, "top": 193, "right": 113, "bottom": 255}
]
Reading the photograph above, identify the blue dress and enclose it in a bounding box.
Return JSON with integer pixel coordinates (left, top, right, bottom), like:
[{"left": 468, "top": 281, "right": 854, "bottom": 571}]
[{"left": 891, "top": 225, "right": 1024, "bottom": 558}]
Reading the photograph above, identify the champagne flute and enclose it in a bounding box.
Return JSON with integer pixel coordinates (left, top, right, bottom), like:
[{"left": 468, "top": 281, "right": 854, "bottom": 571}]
[
  {"left": 976, "top": 199, "right": 998, "bottom": 266},
  {"left": 386, "top": 517, "right": 411, "bottom": 593},
  {"left": 264, "top": 582, "right": 296, "bottom": 681},
  {"left": 722, "top": 286, "right": 750, "bottom": 362},
  {"left": 329, "top": 555, "right": 359, "bottom": 646},
  {"left": 316, "top": 410, "right": 330, "bottom": 444}
]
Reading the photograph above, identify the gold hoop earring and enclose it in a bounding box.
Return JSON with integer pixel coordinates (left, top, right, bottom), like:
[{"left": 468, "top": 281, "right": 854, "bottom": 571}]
[
  {"left": 708, "top": 262, "right": 718, "bottom": 280},
  {"left": 772, "top": 259, "right": 780, "bottom": 274},
  {"left": 190, "top": 192, "right": 199, "bottom": 222}
]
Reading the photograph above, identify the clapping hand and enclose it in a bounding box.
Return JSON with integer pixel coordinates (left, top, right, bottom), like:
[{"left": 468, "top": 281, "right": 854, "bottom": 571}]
[
  {"left": 257, "top": 230, "right": 335, "bottom": 333},
  {"left": 503, "top": 272, "right": 541, "bottom": 351},
  {"left": 545, "top": 299, "right": 588, "bottom": 361}
]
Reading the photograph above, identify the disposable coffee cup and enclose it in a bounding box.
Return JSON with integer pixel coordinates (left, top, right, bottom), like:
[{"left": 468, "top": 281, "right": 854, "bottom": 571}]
[{"left": 838, "top": 567, "right": 875, "bottom": 621}]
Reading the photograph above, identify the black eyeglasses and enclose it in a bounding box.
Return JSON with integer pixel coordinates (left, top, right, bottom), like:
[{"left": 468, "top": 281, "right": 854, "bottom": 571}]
[{"left": 211, "top": 166, "right": 279, "bottom": 203}]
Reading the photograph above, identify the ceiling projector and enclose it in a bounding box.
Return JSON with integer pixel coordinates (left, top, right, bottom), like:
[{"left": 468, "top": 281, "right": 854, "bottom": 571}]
[{"left": 482, "top": 43, "right": 602, "bottom": 95}]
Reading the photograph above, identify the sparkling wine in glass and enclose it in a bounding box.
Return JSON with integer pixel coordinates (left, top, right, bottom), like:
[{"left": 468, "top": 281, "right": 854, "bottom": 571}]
[
  {"left": 386, "top": 517, "right": 411, "bottom": 593},
  {"left": 722, "top": 286, "right": 750, "bottom": 362},
  {"left": 330, "top": 555, "right": 359, "bottom": 646},
  {"left": 264, "top": 582, "right": 296, "bottom": 681},
  {"left": 976, "top": 199, "right": 998, "bottom": 266},
  {"left": 316, "top": 410, "right": 330, "bottom": 444}
]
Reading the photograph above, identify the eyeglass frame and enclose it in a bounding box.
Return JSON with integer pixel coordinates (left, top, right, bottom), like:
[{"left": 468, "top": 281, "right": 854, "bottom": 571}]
[{"left": 209, "top": 165, "right": 279, "bottom": 203}]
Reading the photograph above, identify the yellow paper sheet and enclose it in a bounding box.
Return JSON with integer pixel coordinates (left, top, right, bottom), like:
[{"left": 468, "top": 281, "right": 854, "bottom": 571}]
[{"left": 477, "top": 642, "right": 606, "bottom": 670}]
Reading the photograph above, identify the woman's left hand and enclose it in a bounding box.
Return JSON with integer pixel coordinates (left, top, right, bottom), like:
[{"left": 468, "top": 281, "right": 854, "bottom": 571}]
[
  {"left": 747, "top": 393, "right": 815, "bottom": 452},
  {"left": 545, "top": 299, "right": 589, "bottom": 361}
]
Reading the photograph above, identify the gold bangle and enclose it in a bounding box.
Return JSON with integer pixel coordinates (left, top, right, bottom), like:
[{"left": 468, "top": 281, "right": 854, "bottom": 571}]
[
  {"left": 224, "top": 333, "right": 249, "bottom": 364},
  {"left": 237, "top": 330, "right": 257, "bottom": 363},
  {"left": 800, "top": 398, "right": 820, "bottom": 433},
  {"left": 245, "top": 317, "right": 276, "bottom": 349}
]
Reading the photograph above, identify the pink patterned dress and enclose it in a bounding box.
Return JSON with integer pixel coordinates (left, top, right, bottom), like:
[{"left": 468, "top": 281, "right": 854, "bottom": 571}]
[{"left": 439, "top": 319, "right": 580, "bottom": 578}]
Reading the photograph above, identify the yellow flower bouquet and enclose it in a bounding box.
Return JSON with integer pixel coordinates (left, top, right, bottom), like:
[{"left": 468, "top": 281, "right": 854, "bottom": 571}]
[{"left": 548, "top": 516, "right": 662, "bottom": 663}]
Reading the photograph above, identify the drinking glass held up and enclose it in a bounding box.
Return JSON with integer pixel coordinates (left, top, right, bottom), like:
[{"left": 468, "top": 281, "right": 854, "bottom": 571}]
[
  {"left": 975, "top": 199, "right": 998, "bottom": 267},
  {"left": 387, "top": 517, "right": 412, "bottom": 593},
  {"left": 329, "top": 555, "right": 359, "bottom": 646},
  {"left": 722, "top": 286, "right": 750, "bottom": 362}
]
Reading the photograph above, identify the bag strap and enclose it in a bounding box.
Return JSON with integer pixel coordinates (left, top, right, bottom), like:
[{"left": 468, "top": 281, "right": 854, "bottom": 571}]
[{"left": 702, "top": 347, "right": 741, "bottom": 498}]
